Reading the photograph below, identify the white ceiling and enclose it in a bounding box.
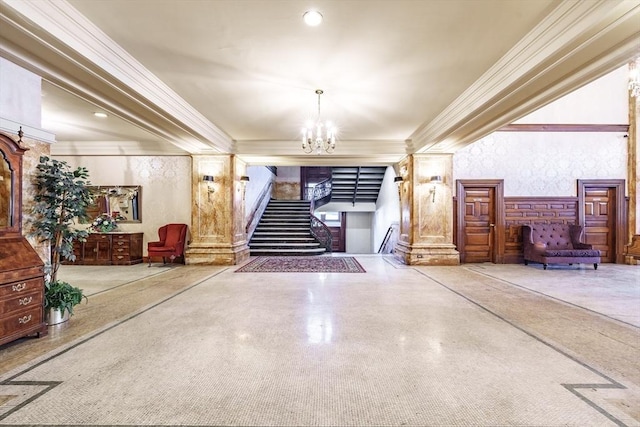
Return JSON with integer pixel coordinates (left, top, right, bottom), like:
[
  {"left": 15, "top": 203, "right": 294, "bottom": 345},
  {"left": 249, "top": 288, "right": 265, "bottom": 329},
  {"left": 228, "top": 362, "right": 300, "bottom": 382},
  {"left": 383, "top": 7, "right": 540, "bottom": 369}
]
[{"left": 1, "top": 0, "right": 639, "bottom": 165}]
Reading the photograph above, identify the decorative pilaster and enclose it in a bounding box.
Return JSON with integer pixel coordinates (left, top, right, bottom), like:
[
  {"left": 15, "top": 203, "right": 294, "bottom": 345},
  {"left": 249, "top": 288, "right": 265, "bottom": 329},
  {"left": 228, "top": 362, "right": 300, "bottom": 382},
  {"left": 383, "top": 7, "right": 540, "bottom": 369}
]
[
  {"left": 393, "top": 154, "right": 459, "bottom": 265},
  {"left": 185, "top": 155, "right": 250, "bottom": 265},
  {"left": 625, "top": 88, "right": 639, "bottom": 264}
]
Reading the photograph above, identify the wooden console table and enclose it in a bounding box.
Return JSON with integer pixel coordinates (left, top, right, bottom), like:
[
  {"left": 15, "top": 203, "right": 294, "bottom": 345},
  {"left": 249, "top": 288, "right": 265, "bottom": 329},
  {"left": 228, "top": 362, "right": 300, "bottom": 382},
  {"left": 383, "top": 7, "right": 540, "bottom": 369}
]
[{"left": 64, "top": 232, "right": 143, "bottom": 265}]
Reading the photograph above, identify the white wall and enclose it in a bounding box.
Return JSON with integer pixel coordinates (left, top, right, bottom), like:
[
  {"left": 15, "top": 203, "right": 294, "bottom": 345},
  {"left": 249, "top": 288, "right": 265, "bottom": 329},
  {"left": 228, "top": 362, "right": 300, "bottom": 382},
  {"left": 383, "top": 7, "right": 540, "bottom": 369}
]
[
  {"left": 454, "top": 66, "right": 629, "bottom": 197},
  {"left": 373, "top": 166, "right": 400, "bottom": 252},
  {"left": 245, "top": 165, "right": 275, "bottom": 215},
  {"left": 54, "top": 155, "right": 192, "bottom": 252},
  {"left": 345, "top": 212, "right": 373, "bottom": 253},
  {"left": 0, "top": 58, "right": 41, "bottom": 128}
]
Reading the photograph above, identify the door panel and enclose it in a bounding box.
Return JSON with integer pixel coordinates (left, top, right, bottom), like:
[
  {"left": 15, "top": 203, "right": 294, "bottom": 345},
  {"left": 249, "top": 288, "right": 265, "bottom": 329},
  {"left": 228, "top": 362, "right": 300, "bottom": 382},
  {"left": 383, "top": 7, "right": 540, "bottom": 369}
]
[
  {"left": 583, "top": 187, "right": 615, "bottom": 262},
  {"left": 462, "top": 188, "right": 495, "bottom": 263}
]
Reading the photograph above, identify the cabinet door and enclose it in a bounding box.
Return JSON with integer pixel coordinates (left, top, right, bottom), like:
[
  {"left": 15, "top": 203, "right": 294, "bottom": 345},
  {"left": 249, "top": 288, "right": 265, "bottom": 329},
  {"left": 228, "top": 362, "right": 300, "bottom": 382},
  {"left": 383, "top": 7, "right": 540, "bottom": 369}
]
[{"left": 85, "top": 234, "right": 112, "bottom": 264}]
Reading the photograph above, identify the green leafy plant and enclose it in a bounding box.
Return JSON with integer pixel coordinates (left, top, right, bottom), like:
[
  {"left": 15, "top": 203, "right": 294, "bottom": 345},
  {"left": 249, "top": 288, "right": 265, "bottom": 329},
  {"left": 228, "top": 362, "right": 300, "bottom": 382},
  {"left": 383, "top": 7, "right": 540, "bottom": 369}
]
[
  {"left": 29, "top": 155, "right": 93, "bottom": 286},
  {"left": 44, "top": 280, "right": 87, "bottom": 317}
]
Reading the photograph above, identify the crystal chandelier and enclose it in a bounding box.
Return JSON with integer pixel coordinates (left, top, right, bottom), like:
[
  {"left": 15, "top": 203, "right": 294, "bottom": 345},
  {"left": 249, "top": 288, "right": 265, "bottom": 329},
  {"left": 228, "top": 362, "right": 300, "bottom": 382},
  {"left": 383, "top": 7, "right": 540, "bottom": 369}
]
[
  {"left": 302, "top": 89, "right": 337, "bottom": 154},
  {"left": 630, "top": 57, "right": 640, "bottom": 98}
]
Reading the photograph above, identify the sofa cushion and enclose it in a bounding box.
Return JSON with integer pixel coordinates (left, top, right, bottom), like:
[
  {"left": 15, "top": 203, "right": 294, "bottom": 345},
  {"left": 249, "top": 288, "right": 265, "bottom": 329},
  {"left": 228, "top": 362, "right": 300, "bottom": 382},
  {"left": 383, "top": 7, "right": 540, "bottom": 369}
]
[
  {"left": 543, "top": 249, "right": 601, "bottom": 257},
  {"left": 531, "top": 224, "right": 573, "bottom": 250}
]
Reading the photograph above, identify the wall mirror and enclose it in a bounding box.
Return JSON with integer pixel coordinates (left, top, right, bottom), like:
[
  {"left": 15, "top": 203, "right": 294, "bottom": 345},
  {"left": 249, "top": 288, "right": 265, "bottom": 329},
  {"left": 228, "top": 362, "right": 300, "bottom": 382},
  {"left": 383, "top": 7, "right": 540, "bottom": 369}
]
[
  {"left": 87, "top": 185, "right": 141, "bottom": 223},
  {"left": 0, "top": 154, "right": 11, "bottom": 228},
  {"left": 0, "top": 132, "right": 25, "bottom": 237}
]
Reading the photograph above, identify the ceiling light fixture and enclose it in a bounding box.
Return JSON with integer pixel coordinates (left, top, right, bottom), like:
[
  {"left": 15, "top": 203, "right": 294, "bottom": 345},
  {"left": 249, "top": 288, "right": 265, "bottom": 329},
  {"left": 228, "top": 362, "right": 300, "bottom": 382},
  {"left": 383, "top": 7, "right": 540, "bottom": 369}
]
[
  {"left": 302, "top": 89, "right": 336, "bottom": 154},
  {"left": 303, "top": 10, "right": 323, "bottom": 26},
  {"left": 93, "top": 112, "right": 108, "bottom": 118},
  {"left": 630, "top": 57, "right": 640, "bottom": 98}
]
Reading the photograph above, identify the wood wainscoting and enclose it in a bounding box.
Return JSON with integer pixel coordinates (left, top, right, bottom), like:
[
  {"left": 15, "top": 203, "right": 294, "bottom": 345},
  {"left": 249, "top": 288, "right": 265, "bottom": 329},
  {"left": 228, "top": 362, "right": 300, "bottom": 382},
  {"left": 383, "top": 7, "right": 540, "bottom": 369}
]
[
  {"left": 455, "top": 187, "right": 626, "bottom": 264},
  {"left": 504, "top": 197, "right": 578, "bottom": 264}
]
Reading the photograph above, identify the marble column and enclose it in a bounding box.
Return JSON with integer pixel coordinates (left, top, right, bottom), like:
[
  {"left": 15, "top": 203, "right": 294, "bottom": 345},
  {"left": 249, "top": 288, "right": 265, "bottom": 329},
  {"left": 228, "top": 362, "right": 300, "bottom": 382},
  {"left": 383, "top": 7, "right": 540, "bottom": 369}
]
[
  {"left": 185, "top": 155, "right": 250, "bottom": 265},
  {"left": 393, "top": 154, "right": 459, "bottom": 265},
  {"left": 625, "top": 90, "right": 639, "bottom": 264}
]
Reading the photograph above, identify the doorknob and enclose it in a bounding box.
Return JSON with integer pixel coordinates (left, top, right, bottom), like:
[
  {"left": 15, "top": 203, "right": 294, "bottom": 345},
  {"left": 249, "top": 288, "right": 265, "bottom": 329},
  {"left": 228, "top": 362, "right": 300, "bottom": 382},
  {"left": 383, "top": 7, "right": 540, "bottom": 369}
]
[{"left": 489, "top": 224, "right": 495, "bottom": 227}]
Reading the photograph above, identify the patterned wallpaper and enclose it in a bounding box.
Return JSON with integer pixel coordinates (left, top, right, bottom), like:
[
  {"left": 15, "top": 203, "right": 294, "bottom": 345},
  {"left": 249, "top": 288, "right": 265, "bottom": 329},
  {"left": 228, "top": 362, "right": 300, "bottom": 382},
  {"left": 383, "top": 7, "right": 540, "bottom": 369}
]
[
  {"left": 55, "top": 155, "right": 192, "bottom": 250},
  {"left": 453, "top": 132, "right": 627, "bottom": 197}
]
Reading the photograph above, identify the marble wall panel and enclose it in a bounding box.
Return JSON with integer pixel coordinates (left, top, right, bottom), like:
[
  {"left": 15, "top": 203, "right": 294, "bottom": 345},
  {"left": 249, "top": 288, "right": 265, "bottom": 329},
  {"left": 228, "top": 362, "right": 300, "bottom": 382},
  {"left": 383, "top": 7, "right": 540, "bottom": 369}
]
[
  {"left": 414, "top": 155, "right": 453, "bottom": 243},
  {"left": 274, "top": 182, "right": 301, "bottom": 200},
  {"left": 20, "top": 135, "right": 50, "bottom": 264}
]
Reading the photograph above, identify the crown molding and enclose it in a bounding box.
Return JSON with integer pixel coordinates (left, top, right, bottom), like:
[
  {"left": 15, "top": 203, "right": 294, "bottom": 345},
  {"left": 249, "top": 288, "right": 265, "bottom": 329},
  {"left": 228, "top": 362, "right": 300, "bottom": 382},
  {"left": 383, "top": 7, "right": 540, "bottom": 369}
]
[
  {"left": 49, "top": 140, "right": 190, "bottom": 156},
  {"left": 0, "top": 117, "right": 55, "bottom": 143},
  {"left": 409, "top": 0, "right": 640, "bottom": 153},
  {"left": 0, "top": 0, "right": 233, "bottom": 154}
]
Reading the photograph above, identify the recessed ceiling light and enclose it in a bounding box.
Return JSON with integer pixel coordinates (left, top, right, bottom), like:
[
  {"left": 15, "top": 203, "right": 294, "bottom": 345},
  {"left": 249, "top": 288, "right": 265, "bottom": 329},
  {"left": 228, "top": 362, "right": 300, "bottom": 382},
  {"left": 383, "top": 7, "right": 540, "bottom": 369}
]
[
  {"left": 303, "top": 10, "right": 323, "bottom": 26},
  {"left": 93, "top": 112, "right": 108, "bottom": 118}
]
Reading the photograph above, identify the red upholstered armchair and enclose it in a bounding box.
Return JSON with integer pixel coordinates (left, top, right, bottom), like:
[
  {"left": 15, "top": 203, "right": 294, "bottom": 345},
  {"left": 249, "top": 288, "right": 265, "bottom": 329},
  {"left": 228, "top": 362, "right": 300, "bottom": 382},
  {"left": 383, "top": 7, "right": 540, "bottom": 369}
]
[{"left": 147, "top": 223, "right": 188, "bottom": 266}]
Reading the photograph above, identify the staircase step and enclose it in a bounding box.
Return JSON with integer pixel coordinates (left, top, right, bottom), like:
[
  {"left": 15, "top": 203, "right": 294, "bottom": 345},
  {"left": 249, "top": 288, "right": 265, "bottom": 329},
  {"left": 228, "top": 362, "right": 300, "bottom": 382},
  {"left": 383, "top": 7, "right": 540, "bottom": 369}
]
[
  {"left": 250, "top": 247, "right": 327, "bottom": 256},
  {"left": 250, "top": 199, "right": 325, "bottom": 257},
  {"left": 250, "top": 242, "right": 322, "bottom": 248}
]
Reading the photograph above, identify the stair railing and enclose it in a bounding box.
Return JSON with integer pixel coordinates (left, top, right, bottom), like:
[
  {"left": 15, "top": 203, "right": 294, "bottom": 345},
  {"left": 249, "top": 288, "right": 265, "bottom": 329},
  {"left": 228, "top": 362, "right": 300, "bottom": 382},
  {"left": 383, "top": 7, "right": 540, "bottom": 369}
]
[
  {"left": 308, "top": 177, "right": 333, "bottom": 252},
  {"left": 310, "top": 215, "right": 333, "bottom": 252},
  {"left": 377, "top": 222, "right": 399, "bottom": 254},
  {"left": 245, "top": 181, "right": 273, "bottom": 240},
  {"left": 308, "top": 177, "right": 332, "bottom": 210}
]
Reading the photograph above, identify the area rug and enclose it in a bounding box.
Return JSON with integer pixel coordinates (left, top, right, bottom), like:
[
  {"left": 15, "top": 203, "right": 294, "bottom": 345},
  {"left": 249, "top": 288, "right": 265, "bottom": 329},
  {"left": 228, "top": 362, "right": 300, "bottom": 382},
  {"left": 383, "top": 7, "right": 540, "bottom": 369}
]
[{"left": 235, "top": 256, "right": 366, "bottom": 273}]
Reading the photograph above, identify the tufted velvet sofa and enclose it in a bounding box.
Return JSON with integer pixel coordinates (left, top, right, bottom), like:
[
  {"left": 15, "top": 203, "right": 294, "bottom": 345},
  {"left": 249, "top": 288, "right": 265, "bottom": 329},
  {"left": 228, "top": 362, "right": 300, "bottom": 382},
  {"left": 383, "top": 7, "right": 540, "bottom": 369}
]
[{"left": 522, "top": 223, "right": 601, "bottom": 270}]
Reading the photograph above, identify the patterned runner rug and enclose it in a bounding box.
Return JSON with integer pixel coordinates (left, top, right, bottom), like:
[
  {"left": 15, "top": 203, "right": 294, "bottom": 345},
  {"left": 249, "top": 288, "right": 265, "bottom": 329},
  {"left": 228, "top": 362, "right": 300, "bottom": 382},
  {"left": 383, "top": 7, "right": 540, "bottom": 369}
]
[{"left": 235, "top": 256, "right": 366, "bottom": 273}]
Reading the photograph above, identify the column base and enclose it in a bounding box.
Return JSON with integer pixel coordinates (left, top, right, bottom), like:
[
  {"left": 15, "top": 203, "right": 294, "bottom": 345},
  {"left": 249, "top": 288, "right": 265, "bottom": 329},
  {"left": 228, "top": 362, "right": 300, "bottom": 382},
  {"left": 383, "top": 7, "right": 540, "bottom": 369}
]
[
  {"left": 393, "top": 242, "right": 460, "bottom": 266},
  {"left": 185, "top": 242, "right": 250, "bottom": 265}
]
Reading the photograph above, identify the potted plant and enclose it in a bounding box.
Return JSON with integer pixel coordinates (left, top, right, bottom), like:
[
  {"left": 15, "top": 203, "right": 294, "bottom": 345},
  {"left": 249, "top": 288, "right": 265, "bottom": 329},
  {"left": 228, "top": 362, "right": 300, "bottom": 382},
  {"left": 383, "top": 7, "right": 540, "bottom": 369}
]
[
  {"left": 28, "top": 156, "right": 93, "bottom": 324},
  {"left": 44, "top": 280, "right": 88, "bottom": 325}
]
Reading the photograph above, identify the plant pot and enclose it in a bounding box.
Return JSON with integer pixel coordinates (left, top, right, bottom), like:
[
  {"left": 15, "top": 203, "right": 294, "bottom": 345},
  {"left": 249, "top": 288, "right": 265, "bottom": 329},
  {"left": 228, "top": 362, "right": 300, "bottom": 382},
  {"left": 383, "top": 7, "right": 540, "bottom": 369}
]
[{"left": 46, "top": 308, "right": 70, "bottom": 325}]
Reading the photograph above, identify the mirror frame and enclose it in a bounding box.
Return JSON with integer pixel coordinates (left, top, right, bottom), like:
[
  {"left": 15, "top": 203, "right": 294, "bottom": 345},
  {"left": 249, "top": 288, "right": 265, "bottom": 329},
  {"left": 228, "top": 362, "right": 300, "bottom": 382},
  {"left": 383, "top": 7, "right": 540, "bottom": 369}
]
[
  {"left": 0, "top": 132, "right": 27, "bottom": 238},
  {"left": 86, "top": 185, "right": 142, "bottom": 223}
]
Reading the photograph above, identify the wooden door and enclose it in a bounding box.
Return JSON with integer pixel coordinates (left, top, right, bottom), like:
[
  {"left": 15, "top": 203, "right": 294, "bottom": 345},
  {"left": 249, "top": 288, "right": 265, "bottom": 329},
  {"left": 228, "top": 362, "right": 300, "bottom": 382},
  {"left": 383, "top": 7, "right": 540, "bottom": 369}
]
[
  {"left": 583, "top": 187, "right": 615, "bottom": 262},
  {"left": 84, "top": 234, "right": 112, "bottom": 264},
  {"left": 461, "top": 187, "right": 496, "bottom": 263}
]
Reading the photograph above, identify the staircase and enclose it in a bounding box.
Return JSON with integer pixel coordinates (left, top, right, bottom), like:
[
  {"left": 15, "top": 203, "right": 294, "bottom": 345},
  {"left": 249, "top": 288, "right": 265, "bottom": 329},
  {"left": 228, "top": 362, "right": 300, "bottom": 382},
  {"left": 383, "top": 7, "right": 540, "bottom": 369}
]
[
  {"left": 330, "top": 166, "right": 386, "bottom": 204},
  {"left": 249, "top": 200, "right": 327, "bottom": 256}
]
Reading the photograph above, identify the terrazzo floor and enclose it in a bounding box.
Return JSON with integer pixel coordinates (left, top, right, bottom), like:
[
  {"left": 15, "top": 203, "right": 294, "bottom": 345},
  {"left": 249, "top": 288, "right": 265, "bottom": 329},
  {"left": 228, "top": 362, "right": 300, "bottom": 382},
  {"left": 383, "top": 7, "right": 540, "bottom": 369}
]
[{"left": 0, "top": 257, "right": 638, "bottom": 426}]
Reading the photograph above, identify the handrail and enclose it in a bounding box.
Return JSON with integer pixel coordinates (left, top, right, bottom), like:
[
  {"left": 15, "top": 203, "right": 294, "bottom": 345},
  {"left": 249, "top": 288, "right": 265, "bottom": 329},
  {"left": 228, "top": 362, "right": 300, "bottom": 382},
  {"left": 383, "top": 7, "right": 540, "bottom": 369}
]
[
  {"left": 378, "top": 225, "right": 394, "bottom": 253},
  {"left": 308, "top": 177, "right": 333, "bottom": 252},
  {"left": 310, "top": 214, "right": 333, "bottom": 252},
  {"left": 309, "top": 177, "right": 332, "bottom": 212},
  {"left": 378, "top": 223, "right": 399, "bottom": 254},
  {"left": 245, "top": 181, "right": 273, "bottom": 239}
]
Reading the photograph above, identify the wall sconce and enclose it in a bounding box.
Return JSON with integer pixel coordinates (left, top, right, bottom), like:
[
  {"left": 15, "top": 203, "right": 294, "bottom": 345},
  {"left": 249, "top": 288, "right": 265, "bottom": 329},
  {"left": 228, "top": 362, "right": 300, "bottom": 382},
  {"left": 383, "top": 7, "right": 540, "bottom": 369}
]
[
  {"left": 428, "top": 175, "right": 442, "bottom": 202},
  {"left": 239, "top": 175, "right": 250, "bottom": 201},
  {"left": 394, "top": 176, "right": 403, "bottom": 196},
  {"left": 203, "top": 175, "right": 215, "bottom": 201}
]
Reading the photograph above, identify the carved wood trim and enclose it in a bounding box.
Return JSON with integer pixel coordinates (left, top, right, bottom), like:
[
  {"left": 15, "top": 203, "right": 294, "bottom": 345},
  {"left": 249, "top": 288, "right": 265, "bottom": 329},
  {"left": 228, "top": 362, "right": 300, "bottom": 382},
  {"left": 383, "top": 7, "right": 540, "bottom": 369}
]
[{"left": 0, "top": 132, "right": 28, "bottom": 238}]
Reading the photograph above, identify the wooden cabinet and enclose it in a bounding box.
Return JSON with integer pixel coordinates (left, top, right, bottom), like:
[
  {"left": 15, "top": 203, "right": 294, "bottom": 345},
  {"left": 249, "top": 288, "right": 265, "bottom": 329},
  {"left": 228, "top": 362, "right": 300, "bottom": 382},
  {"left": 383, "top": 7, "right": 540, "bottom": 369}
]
[
  {"left": 0, "top": 132, "right": 47, "bottom": 346},
  {"left": 111, "top": 233, "right": 143, "bottom": 265},
  {"left": 0, "top": 243, "right": 47, "bottom": 346},
  {"left": 66, "top": 232, "right": 143, "bottom": 265}
]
